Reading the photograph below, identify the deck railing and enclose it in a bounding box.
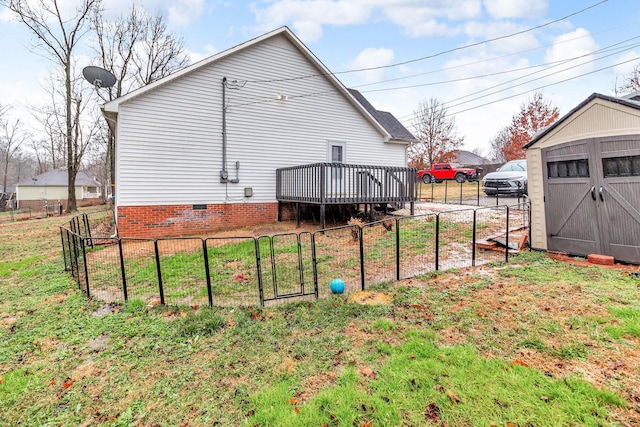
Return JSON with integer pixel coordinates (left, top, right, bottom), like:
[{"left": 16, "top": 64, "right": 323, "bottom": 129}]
[{"left": 276, "top": 163, "right": 417, "bottom": 204}]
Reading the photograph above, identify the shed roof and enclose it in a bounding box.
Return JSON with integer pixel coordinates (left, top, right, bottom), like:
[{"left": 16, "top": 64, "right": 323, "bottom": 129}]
[
  {"left": 524, "top": 92, "right": 640, "bottom": 149},
  {"left": 17, "top": 170, "right": 100, "bottom": 187},
  {"left": 103, "top": 26, "right": 409, "bottom": 144}
]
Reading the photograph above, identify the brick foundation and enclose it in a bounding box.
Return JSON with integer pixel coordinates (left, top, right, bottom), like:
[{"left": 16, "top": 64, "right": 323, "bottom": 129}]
[{"left": 117, "top": 202, "right": 287, "bottom": 237}]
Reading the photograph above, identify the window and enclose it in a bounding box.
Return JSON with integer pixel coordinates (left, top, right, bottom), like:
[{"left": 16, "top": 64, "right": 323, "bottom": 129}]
[
  {"left": 327, "top": 141, "right": 346, "bottom": 163},
  {"left": 327, "top": 141, "right": 346, "bottom": 181},
  {"left": 547, "top": 159, "right": 589, "bottom": 179},
  {"left": 602, "top": 155, "right": 640, "bottom": 177}
]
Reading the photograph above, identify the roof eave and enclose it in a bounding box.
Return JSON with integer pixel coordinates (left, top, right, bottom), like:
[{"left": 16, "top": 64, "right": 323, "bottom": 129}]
[{"left": 525, "top": 92, "right": 640, "bottom": 148}]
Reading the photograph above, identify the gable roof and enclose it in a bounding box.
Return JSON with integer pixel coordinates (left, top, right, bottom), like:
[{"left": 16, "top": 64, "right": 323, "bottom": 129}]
[
  {"left": 103, "top": 26, "right": 407, "bottom": 143},
  {"left": 453, "top": 150, "right": 490, "bottom": 165},
  {"left": 347, "top": 89, "right": 416, "bottom": 143},
  {"left": 525, "top": 92, "right": 640, "bottom": 149},
  {"left": 17, "top": 170, "right": 100, "bottom": 187}
]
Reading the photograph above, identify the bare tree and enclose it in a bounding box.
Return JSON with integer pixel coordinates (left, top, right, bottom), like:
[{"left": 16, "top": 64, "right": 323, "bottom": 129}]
[
  {"left": 489, "top": 126, "right": 510, "bottom": 163},
  {"left": 615, "top": 63, "right": 640, "bottom": 95},
  {"left": 0, "top": 111, "right": 29, "bottom": 194},
  {"left": 91, "top": 6, "right": 189, "bottom": 194},
  {"left": 409, "top": 97, "right": 464, "bottom": 168},
  {"left": 3, "top": 0, "right": 102, "bottom": 212}
]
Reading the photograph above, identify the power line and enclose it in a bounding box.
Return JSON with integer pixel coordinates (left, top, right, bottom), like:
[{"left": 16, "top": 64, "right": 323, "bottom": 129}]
[
  {"left": 354, "top": 21, "right": 640, "bottom": 90},
  {"left": 244, "top": 0, "right": 609, "bottom": 85},
  {"left": 447, "top": 56, "right": 640, "bottom": 118},
  {"left": 361, "top": 36, "right": 640, "bottom": 94}
]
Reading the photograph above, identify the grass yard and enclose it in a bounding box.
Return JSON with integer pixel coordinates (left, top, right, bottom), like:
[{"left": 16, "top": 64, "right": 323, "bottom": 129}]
[{"left": 1, "top": 210, "right": 640, "bottom": 426}]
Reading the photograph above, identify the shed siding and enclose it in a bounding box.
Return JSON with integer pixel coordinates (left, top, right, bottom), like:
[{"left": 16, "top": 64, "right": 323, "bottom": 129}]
[
  {"left": 533, "top": 101, "right": 640, "bottom": 149},
  {"left": 116, "top": 34, "right": 405, "bottom": 207},
  {"left": 526, "top": 97, "right": 640, "bottom": 253}
]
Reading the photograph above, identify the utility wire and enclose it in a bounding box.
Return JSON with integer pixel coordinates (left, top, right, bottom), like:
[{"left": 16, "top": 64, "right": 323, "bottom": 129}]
[
  {"left": 353, "top": 20, "right": 640, "bottom": 90},
  {"left": 362, "top": 37, "right": 640, "bottom": 94},
  {"left": 243, "top": 0, "right": 609, "bottom": 84},
  {"left": 445, "top": 55, "right": 640, "bottom": 117}
]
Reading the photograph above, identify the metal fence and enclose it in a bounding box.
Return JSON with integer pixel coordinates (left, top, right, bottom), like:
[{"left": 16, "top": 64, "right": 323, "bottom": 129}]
[
  {"left": 417, "top": 180, "right": 528, "bottom": 207},
  {"left": 0, "top": 207, "right": 32, "bottom": 223},
  {"left": 60, "top": 203, "right": 530, "bottom": 307}
]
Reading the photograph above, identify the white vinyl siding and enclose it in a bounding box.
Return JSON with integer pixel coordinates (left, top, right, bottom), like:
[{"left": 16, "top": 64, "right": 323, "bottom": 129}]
[{"left": 115, "top": 34, "right": 406, "bottom": 206}]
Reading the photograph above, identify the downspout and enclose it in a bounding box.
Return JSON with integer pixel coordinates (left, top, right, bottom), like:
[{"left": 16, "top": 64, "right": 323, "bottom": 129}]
[{"left": 220, "top": 77, "right": 229, "bottom": 182}]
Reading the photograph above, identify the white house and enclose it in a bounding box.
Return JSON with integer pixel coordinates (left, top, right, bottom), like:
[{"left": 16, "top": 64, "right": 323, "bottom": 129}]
[
  {"left": 103, "top": 27, "right": 416, "bottom": 237},
  {"left": 16, "top": 169, "right": 102, "bottom": 212}
]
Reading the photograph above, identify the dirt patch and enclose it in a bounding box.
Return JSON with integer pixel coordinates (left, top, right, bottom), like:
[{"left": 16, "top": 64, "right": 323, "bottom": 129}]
[{"left": 347, "top": 291, "right": 392, "bottom": 305}]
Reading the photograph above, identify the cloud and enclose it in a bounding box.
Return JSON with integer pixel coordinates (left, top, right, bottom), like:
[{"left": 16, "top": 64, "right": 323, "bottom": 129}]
[
  {"left": 613, "top": 50, "right": 640, "bottom": 76},
  {"left": 349, "top": 47, "right": 395, "bottom": 83},
  {"left": 251, "top": 0, "right": 372, "bottom": 42},
  {"left": 251, "top": 0, "right": 483, "bottom": 41},
  {"left": 483, "top": 0, "right": 547, "bottom": 19},
  {"left": 544, "top": 28, "right": 599, "bottom": 82},
  {"left": 167, "top": 0, "right": 205, "bottom": 26},
  {"left": 186, "top": 44, "right": 218, "bottom": 64},
  {"left": 462, "top": 20, "right": 539, "bottom": 54}
]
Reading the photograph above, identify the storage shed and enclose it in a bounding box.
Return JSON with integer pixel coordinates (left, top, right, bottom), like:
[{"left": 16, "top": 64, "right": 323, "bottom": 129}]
[{"left": 525, "top": 92, "right": 640, "bottom": 264}]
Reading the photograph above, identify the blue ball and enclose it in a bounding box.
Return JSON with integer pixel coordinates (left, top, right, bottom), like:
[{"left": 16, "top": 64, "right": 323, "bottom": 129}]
[{"left": 330, "top": 278, "right": 345, "bottom": 294}]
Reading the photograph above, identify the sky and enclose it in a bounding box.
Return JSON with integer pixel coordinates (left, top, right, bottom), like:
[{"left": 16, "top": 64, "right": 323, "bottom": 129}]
[{"left": 1, "top": 0, "right": 639, "bottom": 157}]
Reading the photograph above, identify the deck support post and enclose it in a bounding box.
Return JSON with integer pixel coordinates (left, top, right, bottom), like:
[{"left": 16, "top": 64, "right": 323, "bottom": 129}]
[
  {"left": 320, "top": 204, "right": 326, "bottom": 229},
  {"left": 277, "top": 201, "right": 282, "bottom": 222},
  {"left": 296, "top": 202, "right": 300, "bottom": 228}
]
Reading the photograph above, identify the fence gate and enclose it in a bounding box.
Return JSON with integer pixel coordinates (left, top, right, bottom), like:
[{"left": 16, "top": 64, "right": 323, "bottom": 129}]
[{"left": 258, "top": 233, "right": 317, "bottom": 304}]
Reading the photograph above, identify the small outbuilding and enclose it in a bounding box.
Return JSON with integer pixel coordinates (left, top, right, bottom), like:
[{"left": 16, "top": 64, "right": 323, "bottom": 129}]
[{"left": 525, "top": 92, "right": 640, "bottom": 264}]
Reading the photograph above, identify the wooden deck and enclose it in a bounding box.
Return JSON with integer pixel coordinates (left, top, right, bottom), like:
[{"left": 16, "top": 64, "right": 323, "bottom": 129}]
[{"left": 276, "top": 163, "right": 417, "bottom": 227}]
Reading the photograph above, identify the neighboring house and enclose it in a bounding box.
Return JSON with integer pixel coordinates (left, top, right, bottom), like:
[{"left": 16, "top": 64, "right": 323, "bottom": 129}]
[
  {"left": 16, "top": 169, "right": 103, "bottom": 211},
  {"left": 453, "top": 150, "right": 490, "bottom": 165},
  {"left": 103, "top": 26, "right": 416, "bottom": 238},
  {"left": 525, "top": 92, "right": 640, "bottom": 264}
]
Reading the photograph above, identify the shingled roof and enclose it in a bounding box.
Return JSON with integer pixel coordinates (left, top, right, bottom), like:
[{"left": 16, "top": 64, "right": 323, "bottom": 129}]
[
  {"left": 17, "top": 170, "right": 100, "bottom": 187},
  {"left": 348, "top": 89, "right": 416, "bottom": 143}
]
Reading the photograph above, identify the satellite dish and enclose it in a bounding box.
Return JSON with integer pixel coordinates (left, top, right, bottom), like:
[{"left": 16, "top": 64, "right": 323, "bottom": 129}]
[{"left": 82, "top": 66, "right": 116, "bottom": 89}]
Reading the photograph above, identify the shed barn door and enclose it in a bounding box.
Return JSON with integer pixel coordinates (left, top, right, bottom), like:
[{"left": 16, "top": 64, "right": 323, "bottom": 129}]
[
  {"left": 543, "top": 136, "right": 640, "bottom": 264},
  {"left": 597, "top": 136, "right": 640, "bottom": 264},
  {"left": 542, "top": 140, "right": 600, "bottom": 256}
]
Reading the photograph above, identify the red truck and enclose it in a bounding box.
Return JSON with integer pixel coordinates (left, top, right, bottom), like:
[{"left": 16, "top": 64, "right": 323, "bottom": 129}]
[{"left": 417, "top": 163, "right": 479, "bottom": 184}]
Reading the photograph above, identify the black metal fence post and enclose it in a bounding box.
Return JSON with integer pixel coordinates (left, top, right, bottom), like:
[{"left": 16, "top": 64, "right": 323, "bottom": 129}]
[
  {"left": 359, "top": 224, "right": 365, "bottom": 290},
  {"left": 60, "top": 228, "right": 68, "bottom": 271},
  {"left": 472, "top": 210, "right": 477, "bottom": 267},
  {"left": 153, "top": 240, "right": 165, "bottom": 305},
  {"left": 202, "top": 239, "right": 212, "bottom": 307},
  {"left": 118, "top": 239, "right": 128, "bottom": 302},
  {"left": 395, "top": 218, "right": 400, "bottom": 281},
  {"left": 254, "top": 238, "right": 265, "bottom": 307},
  {"left": 311, "top": 233, "right": 319, "bottom": 300},
  {"left": 435, "top": 214, "right": 440, "bottom": 271},
  {"left": 459, "top": 181, "right": 463, "bottom": 205},
  {"left": 505, "top": 207, "right": 510, "bottom": 263},
  {"left": 81, "top": 238, "right": 91, "bottom": 299}
]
